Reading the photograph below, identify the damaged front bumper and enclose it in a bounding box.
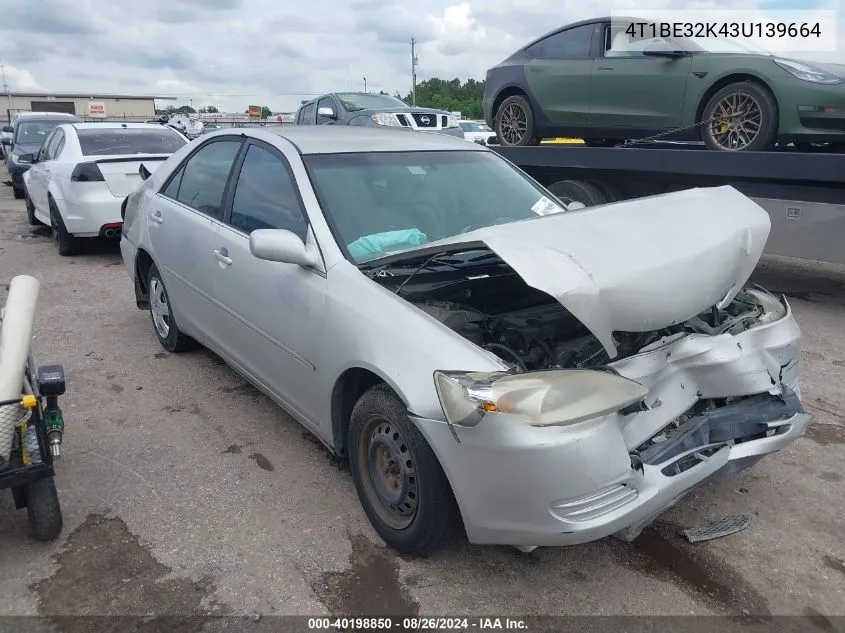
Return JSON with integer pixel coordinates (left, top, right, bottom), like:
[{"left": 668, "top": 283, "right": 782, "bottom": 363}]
[{"left": 412, "top": 296, "right": 812, "bottom": 547}]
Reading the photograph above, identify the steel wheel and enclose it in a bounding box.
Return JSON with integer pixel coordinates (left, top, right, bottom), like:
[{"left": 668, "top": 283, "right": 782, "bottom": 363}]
[
  {"left": 149, "top": 276, "right": 171, "bottom": 339},
  {"left": 359, "top": 414, "right": 418, "bottom": 530},
  {"left": 707, "top": 92, "right": 763, "bottom": 150}
]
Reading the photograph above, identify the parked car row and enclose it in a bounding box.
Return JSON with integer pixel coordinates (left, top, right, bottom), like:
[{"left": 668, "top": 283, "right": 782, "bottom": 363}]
[{"left": 99, "top": 125, "right": 809, "bottom": 554}]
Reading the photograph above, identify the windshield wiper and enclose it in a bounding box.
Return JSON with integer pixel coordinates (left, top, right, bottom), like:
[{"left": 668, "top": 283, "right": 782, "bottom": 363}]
[{"left": 393, "top": 251, "right": 456, "bottom": 296}]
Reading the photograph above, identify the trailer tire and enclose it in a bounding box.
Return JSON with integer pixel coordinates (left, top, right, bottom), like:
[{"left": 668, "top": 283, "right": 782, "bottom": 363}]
[
  {"left": 701, "top": 81, "right": 778, "bottom": 152},
  {"left": 494, "top": 95, "right": 541, "bottom": 146},
  {"left": 25, "top": 476, "right": 63, "bottom": 542},
  {"left": 547, "top": 180, "right": 607, "bottom": 209}
]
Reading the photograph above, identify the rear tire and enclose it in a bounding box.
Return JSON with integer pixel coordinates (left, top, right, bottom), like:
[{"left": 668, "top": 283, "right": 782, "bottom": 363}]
[
  {"left": 146, "top": 263, "right": 198, "bottom": 353},
  {"left": 49, "top": 198, "right": 80, "bottom": 256},
  {"left": 494, "top": 95, "right": 541, "bottom": 146},
  {"left": 701, "top": 81, "right": 778, "bottom": 151},
  {"left": 25, "top": 476, "right": 63, "bottom": 542},
  {"left": 348, "top": 384, "right": 458, "bottom": 554},
  {"left": 547, "top": 179, "right": 608, "bottom": 208},
  {"left": 13, "top": 185, "right": 25, "bottom": 199}
]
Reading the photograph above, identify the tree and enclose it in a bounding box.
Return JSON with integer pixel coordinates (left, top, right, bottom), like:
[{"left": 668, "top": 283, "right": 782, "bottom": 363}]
[
  {"left": 261, "top": 106, "right": 272, "bottom": 118},
  {"left": 175, "top": 105, "right": 196, "bottom": 114},
  {"left": 404, "top": 78, "right": 485, "bottom": 119},
  {"left": 198, "top": 105, "right": 219, "bottom": 113}
]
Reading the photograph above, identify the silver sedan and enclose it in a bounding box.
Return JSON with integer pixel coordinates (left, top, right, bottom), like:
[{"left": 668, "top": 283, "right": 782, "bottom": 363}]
[{"left": 119, "top": 126, "right": 811, "bottom": 554}]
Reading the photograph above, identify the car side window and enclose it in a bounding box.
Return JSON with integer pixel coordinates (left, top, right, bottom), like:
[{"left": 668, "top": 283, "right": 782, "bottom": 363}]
[
  {"left": 300, "top": 102, "right": 316, "bottom": 125},
  {"left": 46, "top": 130, "right": 65, "bottom": 160},
  {"left": 530, "top": 24, "right": 594, "bottom": 59},
  {"left": 161, "top": 165, "right": 185, "bottom": 199},
  {"left": 605, "top": 25, "right": 673, "bottom": 57},
  {"left": 167, "top": 139, "right": 241, "bottom": 218},
  {"left": 39, "top": 130, "right": 59, "bottom": 161},
  {"left": 228, "top": 144, "right": 308, "bottom": 241},
  {"left": 316, "top": 97, "right": 336, "bottom": 124}
]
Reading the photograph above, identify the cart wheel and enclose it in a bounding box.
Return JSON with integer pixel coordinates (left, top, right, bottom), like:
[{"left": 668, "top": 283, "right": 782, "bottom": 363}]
[{"left": 25, "top": 476, "right": 63, "bottom": 541}]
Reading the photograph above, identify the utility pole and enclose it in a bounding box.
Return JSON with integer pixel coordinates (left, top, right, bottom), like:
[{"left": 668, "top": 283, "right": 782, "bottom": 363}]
[
  {"left": 363, "top": 77, "right": 367, "bottom": 92},
  {"left": 410, "top": 36, "right": 418, "bottom": 106}
]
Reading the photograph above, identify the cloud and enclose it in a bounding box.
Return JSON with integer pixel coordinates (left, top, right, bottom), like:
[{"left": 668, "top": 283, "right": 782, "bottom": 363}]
[
  {"left": 0, "top": 0, "right": 842, "bottom": 113},
  {"left": 1, "top": 65, "right": 43, "bottom": 91}
]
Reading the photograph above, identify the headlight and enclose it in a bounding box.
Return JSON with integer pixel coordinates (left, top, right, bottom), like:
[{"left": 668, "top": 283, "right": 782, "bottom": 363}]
[
  {"left": 445, "top": 114, "right": 459, "bottom": 128},
  {"left": 9, "top": 153, "right": 19, "bottom": 164},
  {"left": 370, "top": 112, "right": 404, "bottom": 127},
  {"left": 433, "top": 369, "right": 648, "bottom": 428},
  {"left": 774, "top": 59, "right": 841, "bottom": 84}
]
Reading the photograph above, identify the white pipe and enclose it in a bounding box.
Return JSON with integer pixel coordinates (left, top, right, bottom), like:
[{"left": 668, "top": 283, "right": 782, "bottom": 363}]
[{"left": 0, "top": 275, "right": 40, "bottom": 459}]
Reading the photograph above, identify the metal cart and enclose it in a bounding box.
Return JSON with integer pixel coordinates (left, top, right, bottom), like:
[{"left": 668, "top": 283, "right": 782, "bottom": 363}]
[{"left": 0, "top": 355, "right": 66, "bottom": 541}]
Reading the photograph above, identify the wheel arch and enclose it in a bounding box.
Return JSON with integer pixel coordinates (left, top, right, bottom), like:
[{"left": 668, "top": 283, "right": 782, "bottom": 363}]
[
  {"left": 134, "top": 248, "right": 155, "bottom": 309},
  {"left": 695, "top": 73, "right": 779, "bottom": 132},
  {"left": 330, "top": 366, "right": 415, "bottom": 458},
  {"left": 491, "top": 85, "right": 530, "bottom": 122}
]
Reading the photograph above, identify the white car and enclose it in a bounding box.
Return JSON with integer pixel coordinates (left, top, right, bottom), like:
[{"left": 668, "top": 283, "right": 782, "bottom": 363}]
[
  {"left": 21, "top": 122, "right": 189, "bottom": 255},
  {"left": 458, "top": 120, "right": 495, "bottom": 145}
]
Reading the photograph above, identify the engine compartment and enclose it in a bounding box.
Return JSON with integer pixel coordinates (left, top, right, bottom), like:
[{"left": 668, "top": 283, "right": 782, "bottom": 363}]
[{"left": 374, "top": 254, "right": 774, "bottom": 371}]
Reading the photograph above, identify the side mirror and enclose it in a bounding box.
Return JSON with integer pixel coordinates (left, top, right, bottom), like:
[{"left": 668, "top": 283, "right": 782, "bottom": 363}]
[
  {"left": 249, "top": 229, "right": 318, "bottom": 267},
  {"left": 139, "top": 163, "right": 152, "bottom": 181},
  {"left": 317, "top": 107, "right": 336, "bottom": 119},
  {"left": 18, "top": 153, "right": 34, "bottom": 164},
  {"left": 2, "top": 125, "right": 12, "bottom": 133}
]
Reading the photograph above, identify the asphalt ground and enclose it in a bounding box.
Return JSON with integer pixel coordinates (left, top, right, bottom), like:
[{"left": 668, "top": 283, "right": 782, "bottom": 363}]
[{"left": 0, "top": 164, "right": 842, "bottom": 631}]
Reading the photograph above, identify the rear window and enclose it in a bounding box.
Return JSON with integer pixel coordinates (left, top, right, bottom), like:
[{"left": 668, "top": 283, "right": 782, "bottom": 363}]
[{"left": 76, "top": 128, "right": 188, "bottom": 156}]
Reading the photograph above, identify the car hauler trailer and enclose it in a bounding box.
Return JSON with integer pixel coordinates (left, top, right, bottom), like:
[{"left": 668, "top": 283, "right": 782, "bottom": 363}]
[{"left": 490, "top": 145, "right": 845, "bottom": 266}]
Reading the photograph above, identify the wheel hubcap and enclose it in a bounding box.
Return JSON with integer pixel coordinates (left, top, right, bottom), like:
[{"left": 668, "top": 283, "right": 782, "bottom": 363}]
[
  {"left": 499, "top": 103, "right": 528, "bottom": 145},
  {"left": 709, "top": 92, "right": 762, "bottom": 150},
  {"left": 363, "top": 417, "right": 418, "bottom": 529},
  {"left": 149, "top": 277, "right": 171, "bottom": 338}
]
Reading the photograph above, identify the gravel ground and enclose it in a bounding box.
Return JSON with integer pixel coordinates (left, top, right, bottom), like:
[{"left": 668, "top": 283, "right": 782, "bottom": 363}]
[{"left": 0, "top": 166, "right": 842, "bottom": 628}]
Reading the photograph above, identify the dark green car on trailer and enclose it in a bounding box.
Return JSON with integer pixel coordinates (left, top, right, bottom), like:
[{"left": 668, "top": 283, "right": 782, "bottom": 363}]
[{"left": 483, "top": 17, "right": 845, "bottom": 150}]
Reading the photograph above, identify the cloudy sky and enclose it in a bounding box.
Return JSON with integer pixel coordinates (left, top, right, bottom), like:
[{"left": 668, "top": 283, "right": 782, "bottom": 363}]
[{"left": 0, "top": 0, "right": 838, "bottom": 113}]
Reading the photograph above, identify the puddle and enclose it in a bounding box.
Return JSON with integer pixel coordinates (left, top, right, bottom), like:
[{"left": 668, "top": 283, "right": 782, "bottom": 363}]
[
  {"left": 33, "top": 514, "right": 226, "bottom": 631},
  {"left": 615, "top": 522, "right": 771, "bottom": 617},
  {"left": 314, "top": 530, "right": 418, "bottom": 617},
  {"left": 248, "top": 452, "right": 274, "bottom": 471}
]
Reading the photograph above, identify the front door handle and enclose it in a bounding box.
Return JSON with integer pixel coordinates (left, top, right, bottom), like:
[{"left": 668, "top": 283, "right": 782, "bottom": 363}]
[
  {"left": 150, "top": 210, "right": 163, "bottom": 224},
  {"left": 213, "top": 248, "right": 232, "bottom": 266},
  {"left": 597, "top": 66, "right": 614, "bottom": 71}
]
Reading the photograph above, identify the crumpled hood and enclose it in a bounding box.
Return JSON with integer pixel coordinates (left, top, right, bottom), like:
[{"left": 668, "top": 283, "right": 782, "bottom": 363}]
[{"left": 429, "top": 186, "right": 770, "bottom": 358}]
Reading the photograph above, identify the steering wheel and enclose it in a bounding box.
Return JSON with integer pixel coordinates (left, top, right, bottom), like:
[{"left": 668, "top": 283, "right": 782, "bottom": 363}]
[{"left": 460, "top": 217, "right": 518, "bottom": 234}]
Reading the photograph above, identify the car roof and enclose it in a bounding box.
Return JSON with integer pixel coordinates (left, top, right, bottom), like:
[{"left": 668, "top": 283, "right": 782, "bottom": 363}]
[
  {"left": 522, "top": 16, "right": 639, "bottom": 50},
  {"left": 15, "top": 112, "right": 79, "bottom": 120},
  {"left": 254, "top": 126, "right": 487, "bottom": 155},
  {"left": 70, "top": 122, "right": 180, "bottom": 131}
]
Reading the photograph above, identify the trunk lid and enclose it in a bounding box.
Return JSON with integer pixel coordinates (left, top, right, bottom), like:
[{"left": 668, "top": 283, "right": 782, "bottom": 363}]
[
  {"left": 418, "top": 185, "right": 770, "bottom": 357},
  {"left": 93, "top": 155, "right": 170, "bottom": 197}
]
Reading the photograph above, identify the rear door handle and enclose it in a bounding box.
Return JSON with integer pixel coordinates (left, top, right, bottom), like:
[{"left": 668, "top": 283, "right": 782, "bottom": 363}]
[
  {"left": 213, "top": 248, "right": 232, "bottom": 266},
  {"left": 150, "top": 210, "right": 163, "bottom": 224}
]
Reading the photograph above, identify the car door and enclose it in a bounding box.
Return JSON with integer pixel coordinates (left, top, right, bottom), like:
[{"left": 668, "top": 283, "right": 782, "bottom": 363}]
[
  {"left": 299, "top": 101, "right": 317, "bottom": 125},
  {"left": 211, "top": 139, "right": 327, "bottom": 428},
  {"left": 523, "top": 23, "right": 598, "bottom": 125},
  {"left": 588, "top": 23, "right": 693, "bottom": 129},
  {"left": 147, "top": 136, "right": 243, "bottom": 343},
  {"left": 28, "top": 129, "right": 62, "bottom": 210}
]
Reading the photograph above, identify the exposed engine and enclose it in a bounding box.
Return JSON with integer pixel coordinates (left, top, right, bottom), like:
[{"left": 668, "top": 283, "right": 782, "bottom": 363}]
[{"left": 410, "top": 286, "right": 771, "bottom": 371}]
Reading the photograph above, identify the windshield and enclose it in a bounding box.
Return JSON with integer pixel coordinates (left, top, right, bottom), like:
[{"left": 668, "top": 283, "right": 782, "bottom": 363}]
[
  {"left": 337, "top": 93, "right": 410, "bottom": 112},
  {"left": 15, "top": 121, "right": 62, "bottom": 145},
  {"left": 304, "top": 150, "right": 567, "bottom": 264},
  {"left": 459, "top": 121, "right": 491, "bottom": 132},
  {"left": 76, "top": 128, "right": 188, "bottom": 156}
]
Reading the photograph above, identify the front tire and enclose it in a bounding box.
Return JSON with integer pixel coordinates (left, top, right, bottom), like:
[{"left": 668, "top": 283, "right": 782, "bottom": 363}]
[
  {"left": 701, "top": 81, "right": 778, "bottom": 151},
  {"left": 13, "top": 184, "right": 25, "bottom": 199},
  {"left": 25, "top": 189, "right": 44, "bottom": 226},
  {"left": 146, "top": 263, "right": 198, "bottom": 352},
  {"left": 25, "top": 476, "right": 63, "bottom": 542},
  {"left": 348, "top": 384, "right": 457, "bottom": 554},
  {"left": 494, "top": 95, "right": 541, "bottom": 146}
]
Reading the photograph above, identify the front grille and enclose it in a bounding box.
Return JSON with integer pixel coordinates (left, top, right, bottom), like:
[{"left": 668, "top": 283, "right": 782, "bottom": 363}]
[
  {"left": 411, "top": 113, "right": 438, "bottom": 128},
  {"left": 441, "top": 115, "right": 448, "bottom": 127}
]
